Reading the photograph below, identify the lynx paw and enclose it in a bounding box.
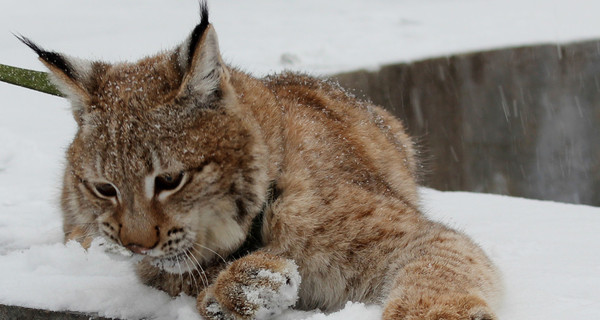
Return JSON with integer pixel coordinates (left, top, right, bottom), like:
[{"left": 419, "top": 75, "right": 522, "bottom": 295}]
[{"left": 197, "top": 252, "right": 300, "bottom": 320}]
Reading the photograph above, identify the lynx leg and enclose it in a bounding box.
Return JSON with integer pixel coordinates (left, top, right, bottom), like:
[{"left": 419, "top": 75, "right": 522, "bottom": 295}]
[
  {"left": 197, "top": 252, "right": 301, "bottom": 320},
  {"left": 383, "top": 225, "right": 501, "bottom": 320}
]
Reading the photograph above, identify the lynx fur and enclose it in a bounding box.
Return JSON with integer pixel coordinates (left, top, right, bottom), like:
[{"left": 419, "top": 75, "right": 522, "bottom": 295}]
[{"left": 22, "top": 4, "right": 501, "bottom": 319}]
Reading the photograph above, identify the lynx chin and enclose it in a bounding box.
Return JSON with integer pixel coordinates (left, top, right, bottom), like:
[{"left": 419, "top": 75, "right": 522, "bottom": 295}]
[{"left": 22, "top": 3, "right": 501, "bottom": 319}]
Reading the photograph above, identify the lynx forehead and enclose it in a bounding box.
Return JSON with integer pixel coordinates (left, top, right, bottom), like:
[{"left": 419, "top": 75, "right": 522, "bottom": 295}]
[{"left": 24, "top": 2, "right": 501, "bottom": 319}]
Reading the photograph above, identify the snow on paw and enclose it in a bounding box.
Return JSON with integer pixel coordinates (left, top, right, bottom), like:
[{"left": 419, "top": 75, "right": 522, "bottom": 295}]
[
  {"left": 197, "top": 252, "right": 300, "bottom": 320},
  {"left": 198, "top": 288, "right": 236, "bottom": 320},
  {"left": 242, "top": 266, "right": 300, "bottom": 319}
]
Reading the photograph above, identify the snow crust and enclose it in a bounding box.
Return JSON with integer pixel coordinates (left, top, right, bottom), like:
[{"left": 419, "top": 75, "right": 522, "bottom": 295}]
[{"left": 1, "top": 0, "right": 600, "bottom": 319}]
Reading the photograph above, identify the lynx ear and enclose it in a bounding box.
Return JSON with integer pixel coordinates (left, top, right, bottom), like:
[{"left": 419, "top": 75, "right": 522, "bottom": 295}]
[
  {"left": 17, "top": 36, "right": 99, "bottom": 123},
  {"left": 176, "top": 3, "right": 229, "bottom": 104}
]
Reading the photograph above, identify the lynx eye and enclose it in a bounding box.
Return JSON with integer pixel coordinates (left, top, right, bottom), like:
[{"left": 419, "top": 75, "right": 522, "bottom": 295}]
[
  {"left": 155, "top": 172, "right": 185, "bottom": 193},
  {"left": 94, "top": 183, "right": 118, "bottom": 198}
]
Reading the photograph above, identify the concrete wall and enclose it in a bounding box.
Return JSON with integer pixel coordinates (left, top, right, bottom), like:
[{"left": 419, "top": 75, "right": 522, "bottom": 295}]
[{"left": 333, "top": 40, "right": 600, "bottom": 206}]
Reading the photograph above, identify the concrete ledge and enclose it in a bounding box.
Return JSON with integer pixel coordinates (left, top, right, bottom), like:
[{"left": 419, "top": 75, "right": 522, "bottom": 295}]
[
  {"left": 0, "top": 304, "right": 117, "bottom": 320},
  {"left": 333, "top": 40, "right": 600, "bottom": 206}
]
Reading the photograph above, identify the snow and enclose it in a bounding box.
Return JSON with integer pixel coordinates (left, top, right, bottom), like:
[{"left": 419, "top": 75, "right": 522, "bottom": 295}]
[{"left": 0, "top": 0, "right": 599, "bottom": 319}]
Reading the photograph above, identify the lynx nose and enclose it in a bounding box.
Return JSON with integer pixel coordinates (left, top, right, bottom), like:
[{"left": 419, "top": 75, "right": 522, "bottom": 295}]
[
  {"left": 119, "top": 223, "right": 160, "bottom": 254},
  {"left": 125, "top": 243, "right": 151, "bottom": 254}
]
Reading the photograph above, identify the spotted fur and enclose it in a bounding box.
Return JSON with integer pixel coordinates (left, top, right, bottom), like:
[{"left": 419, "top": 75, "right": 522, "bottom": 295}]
[{"left": 25, "top": 4, "right": 502, "bottom": 319}]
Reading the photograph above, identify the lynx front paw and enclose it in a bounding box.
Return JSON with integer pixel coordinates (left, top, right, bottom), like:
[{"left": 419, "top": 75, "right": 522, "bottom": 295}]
[{"left": 197, "top": 252, "right": 300, "bottom": 320}]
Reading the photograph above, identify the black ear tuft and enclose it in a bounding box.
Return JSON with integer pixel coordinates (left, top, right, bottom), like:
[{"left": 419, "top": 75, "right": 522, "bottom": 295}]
[
  {"left": 15, "top": 34, "right": 76, "bottom": 80},
  {"left": 199, "top": 0, "right": 209, "bottom": 26},
  {"left": 188, "top": 1, "right": 210, "bottom": 66}
]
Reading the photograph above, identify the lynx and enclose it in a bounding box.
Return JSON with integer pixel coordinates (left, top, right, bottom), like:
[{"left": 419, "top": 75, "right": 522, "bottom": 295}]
[{"left": 22, "top": 3, "right": 501, "bottom": 320}]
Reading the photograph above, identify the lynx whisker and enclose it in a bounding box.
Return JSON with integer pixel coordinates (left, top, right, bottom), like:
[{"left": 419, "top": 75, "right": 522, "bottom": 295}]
[
  {"left": 175, "top": 255, "right": 184, "bottom": 287},
  {"left": 182, "top": 249, "right": 206, "bottom": 291},
  {"left": 179, "top": 252, "right": 199, "bottom": 292},
  {"left": 193, "top": 243, "right": 226, "bottom": 265},
  {"left": 191, "top": 250, "right": 210, "bottom": 290},
  {"left": 184, "top": 247, "right": 209, "bottom": 289}
]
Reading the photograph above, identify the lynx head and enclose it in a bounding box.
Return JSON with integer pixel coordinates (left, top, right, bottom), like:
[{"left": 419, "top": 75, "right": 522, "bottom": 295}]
[{"left": 21, "top": 4, "right": 269, "bottom": 273}]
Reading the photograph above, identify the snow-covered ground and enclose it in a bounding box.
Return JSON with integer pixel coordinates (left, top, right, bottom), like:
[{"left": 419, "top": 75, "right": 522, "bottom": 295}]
[
  {"left": 1, "top": 188, "right": 599, "bottom": 320},
  {"left": 1, "top": 0, "right": 599, "bottom": 319}
]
